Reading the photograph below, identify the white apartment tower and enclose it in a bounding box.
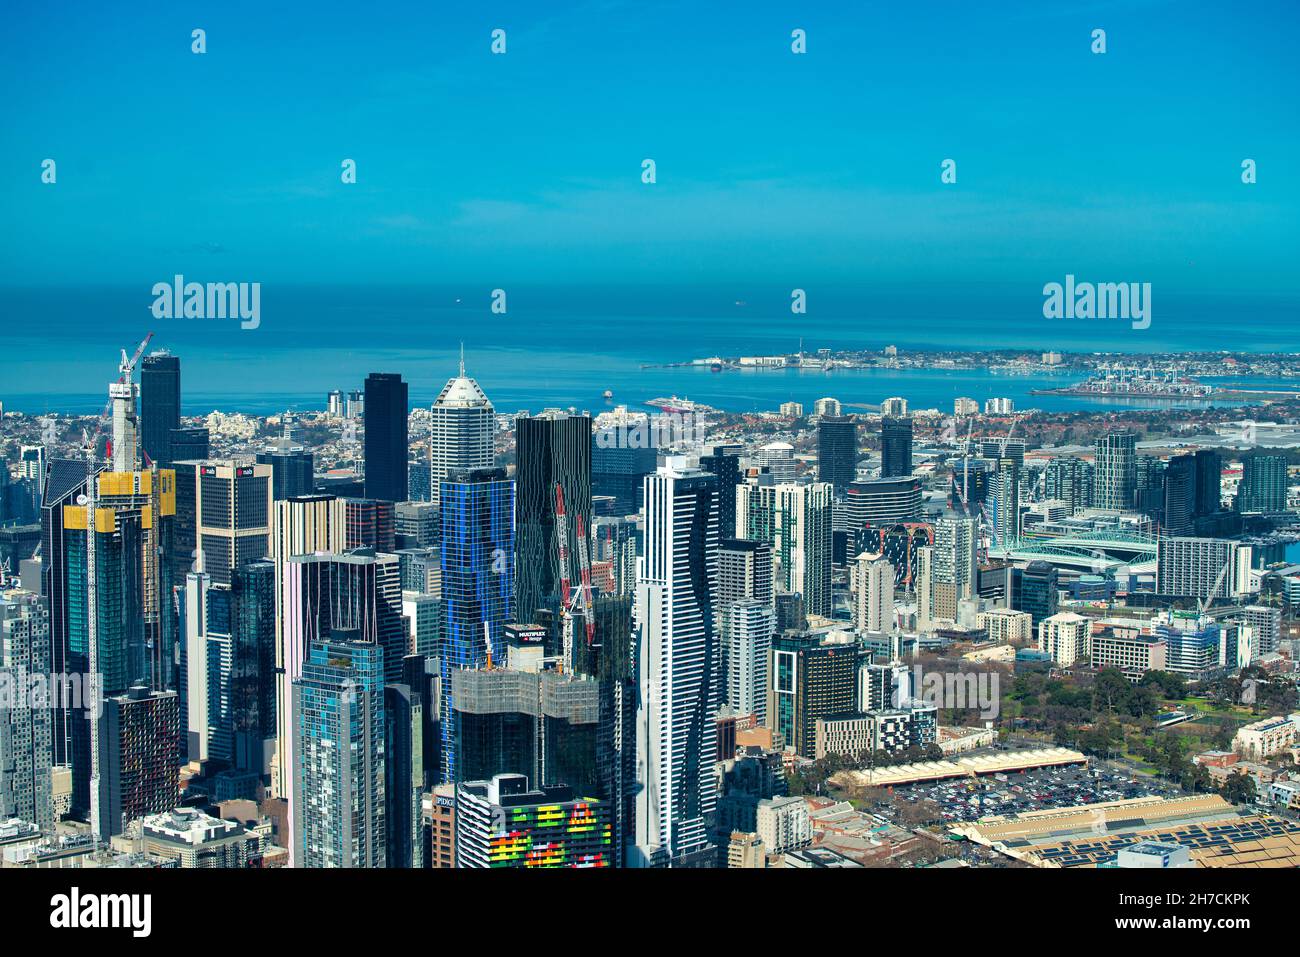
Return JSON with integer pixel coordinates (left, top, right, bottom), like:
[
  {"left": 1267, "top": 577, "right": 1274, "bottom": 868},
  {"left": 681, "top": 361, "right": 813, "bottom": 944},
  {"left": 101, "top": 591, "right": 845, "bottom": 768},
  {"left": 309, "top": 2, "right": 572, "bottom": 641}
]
[
  {"left": 429, "top": 354, "right": 495, "bottom": 509},
  {"left": 633, "top": 462, "right": 720, "bottom": 868}
]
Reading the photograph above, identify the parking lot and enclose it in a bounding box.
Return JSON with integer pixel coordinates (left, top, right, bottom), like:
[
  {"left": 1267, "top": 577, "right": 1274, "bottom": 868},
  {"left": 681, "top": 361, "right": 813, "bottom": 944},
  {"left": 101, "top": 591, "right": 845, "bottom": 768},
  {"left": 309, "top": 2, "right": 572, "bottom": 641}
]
[{"left": 888, "top": 762, "right": 1179, "bottom": 823}]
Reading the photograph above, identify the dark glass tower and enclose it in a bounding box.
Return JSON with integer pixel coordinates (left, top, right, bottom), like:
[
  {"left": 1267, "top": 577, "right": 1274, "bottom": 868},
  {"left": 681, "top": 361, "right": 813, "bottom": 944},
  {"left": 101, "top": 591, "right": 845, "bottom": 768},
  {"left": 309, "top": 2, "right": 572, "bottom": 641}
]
[
  {"left": 816, "top": 416, "right": 856, "bottom": 491},
  {"left": 363, "top": 372, "right": 409, "bottom": 503},
  {"left": 880, "top": 416, "right": 913, "bottom": 478},
  {"left": 699, "top": 447, "right": 740, "bottom": 540},
  {"left": 1193, "top": 449, "right": 1221, "bottom": 517},
  {"left": 140, "top": 352, "right": 181, "bottom": 467},
  {"left": 514, "top": 413, "right": 591, "bottom": 640},
  {"left": 1163, "top": 453, "right": 1196, "bottom": 535}
]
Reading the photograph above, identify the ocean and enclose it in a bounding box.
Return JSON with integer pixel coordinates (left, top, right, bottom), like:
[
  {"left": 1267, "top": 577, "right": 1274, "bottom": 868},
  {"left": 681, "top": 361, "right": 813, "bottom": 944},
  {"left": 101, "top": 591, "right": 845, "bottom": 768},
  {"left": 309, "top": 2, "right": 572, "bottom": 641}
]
[{"left": 3, "top": 284, "right": 1297, "bottom": 416}]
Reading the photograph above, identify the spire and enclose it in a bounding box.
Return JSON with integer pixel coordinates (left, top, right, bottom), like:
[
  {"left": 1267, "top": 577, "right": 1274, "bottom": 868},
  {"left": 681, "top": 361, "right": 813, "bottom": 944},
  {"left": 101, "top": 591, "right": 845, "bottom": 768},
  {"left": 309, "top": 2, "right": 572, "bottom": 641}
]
[{"left": 459, "top": 342, "right": 465, "bottom": 377}]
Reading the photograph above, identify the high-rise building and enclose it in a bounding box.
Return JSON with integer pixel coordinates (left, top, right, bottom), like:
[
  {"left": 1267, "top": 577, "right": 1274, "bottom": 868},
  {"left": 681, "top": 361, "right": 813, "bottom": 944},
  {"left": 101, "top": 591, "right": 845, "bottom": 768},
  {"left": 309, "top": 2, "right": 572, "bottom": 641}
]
[
  {"left": 0, "top": 589, "right": 54, "bottom": 831},
  {"left": 1016, "top": 560, "right": 1059, "bottom": 626},
  {"left": 38, "top": 457, "right": 86, "bottom": 783},
  {"left": 270, "top": 493, "right": 346, "bottom": 798},
  {"left": 97, "top": 684, "right": 180, "bottom": 838},
  {"left": 768, "top": 634, "right": 859, "bottom": 758},
  {"left": 1235, "top": 454, "right": 1288, "bottom": 514},
  {"left": 291, "top": 636, "right": 386, "bottom": 868},
  {"left": 1094, "top": 431, "right": 1137, "bottom": 511},
  {"left": 592, "top": 430, "right": 658, "bottom": 516},
  {"left": 633, "top": 462, "right": 719, "bottom": 868},
  {"left": 170, "top": 426, "right": 210, "bottom": 463},
  {"left": 256, "top": 440, "right": 314, "bottom": 501},
  {"left": 140, "top": 352, "right": 181, "bottom": 468},
  {"left": 429, "top": 357, "right": 495, "bottom": 510},
  {"left": 1156, "top": 538, "right": 1253, "bottom": 600},
  {"left": 1037, "top": 612, "right": 1091, "bottom": 666},
  {"left": 817, "top": 416, "right": 856, "bottom": 491},
  {"left": 179, "top": 461, "right": 273, "bottom": 587},
  {"left": 844, "top": 476, "right": 922, "bottom": 527},
  {"left": 925, "top": 517, "right": 978, "bottom": 624},
  {"left": 343, "top": 497, "right": 396, "bottom": 552},
  {"left": 385, "top": 681, "right": 425, "bottom": 868},
  {"left": 854, "top": 552, "right": 894, "bottom": 634},
  {"left": 727, "top": 599, "right": 774, "bottom": 723},
  {"left": 363, "top": 372, "right": 409, "bottom": 503},
  {"left": 1193, "top": 449, "right": 1222, "bottom": 517},
  {"left": 394, "top": 500, "right": 438, "bottom": 549},
  {"left": 699, "top": 447, "right": 741, "bottom": 544},
  {"left": 279, "top": 549, "right": 407, "bottom": 809},
  {"left": 880, "top": 417, "right": 913, "bottom": 478},
  {"left": 1163, "top": 453, "right": 1196, "bottom": 535},
  {"left": 736, "top": 483, "right": 833, "bottom": 618},
  {"left": 514, "top": 411, "right": 591, "bottom": 637},
  {"left": 450, "top": 665, "right": 600, "bottom": 792},
  {"left": 1044, "top": 456, "right": 1094, "bottom": 514},
  {"left": 439, "top": 468, "right": 515, "bottom": 783},
  {"left": 987, "top": 456, "right": 1021, "bottom": 546},
  {"left": 455, "top": 773, "right": 612, "bottom": 868},
  {"left": 63, "top": 464, "right": 177, "bottom": 819}
]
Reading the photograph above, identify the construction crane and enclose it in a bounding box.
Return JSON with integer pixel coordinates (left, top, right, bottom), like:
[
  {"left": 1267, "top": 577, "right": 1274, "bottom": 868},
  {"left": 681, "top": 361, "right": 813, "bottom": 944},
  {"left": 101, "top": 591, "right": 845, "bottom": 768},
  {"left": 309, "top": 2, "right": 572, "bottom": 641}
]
[
  {"left": 554, "top": 483, "right": 597, "bottom": 674},
  {"left": 81, "top": 332, "right": 152, "bottom": 839},
  {"left": 573, "top": 513, "right": 597, "bottom": 650},
  {"left": 1199, "top": 557, "right": 1235, "bottom": 617}
]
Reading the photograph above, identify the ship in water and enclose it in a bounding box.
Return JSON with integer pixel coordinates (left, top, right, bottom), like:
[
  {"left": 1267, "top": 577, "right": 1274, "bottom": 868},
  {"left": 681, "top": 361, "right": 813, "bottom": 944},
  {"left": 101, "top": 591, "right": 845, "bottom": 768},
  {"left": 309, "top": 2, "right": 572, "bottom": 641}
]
[{"left": 646, "top": 395, "right": 706, "bottom": 414}]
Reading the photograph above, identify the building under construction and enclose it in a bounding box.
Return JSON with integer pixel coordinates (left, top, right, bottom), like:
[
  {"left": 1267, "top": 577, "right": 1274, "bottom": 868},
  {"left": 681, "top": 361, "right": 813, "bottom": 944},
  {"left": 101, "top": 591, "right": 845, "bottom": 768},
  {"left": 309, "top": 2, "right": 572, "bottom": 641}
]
[{"left": 450, "top": 666, "right": 599, "bottom": 793}]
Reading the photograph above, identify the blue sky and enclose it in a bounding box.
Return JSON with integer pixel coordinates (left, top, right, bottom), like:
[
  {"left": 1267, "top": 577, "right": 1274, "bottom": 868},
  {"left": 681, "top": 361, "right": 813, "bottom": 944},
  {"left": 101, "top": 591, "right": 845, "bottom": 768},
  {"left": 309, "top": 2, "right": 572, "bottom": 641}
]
[{"left": 1, "top": 0, "right": 1296, "bottom": 294}]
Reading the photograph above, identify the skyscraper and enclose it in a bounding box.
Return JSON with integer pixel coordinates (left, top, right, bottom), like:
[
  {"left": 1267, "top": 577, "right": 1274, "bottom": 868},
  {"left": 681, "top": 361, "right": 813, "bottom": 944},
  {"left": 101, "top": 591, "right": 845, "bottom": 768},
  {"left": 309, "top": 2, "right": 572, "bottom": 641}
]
[
  {"left": 633, "top": 462, "right": 719, "bottom": 868},
  {"left": 1193, "top": 449, "right": 1222, "bottom": 517},
  {"left": 1235, "top": 454, "right": 1288, "bottom": 514},
  {"left": 1094, "top": 431, "right": 1136, "bottom": 511},
  {"left": 1017, "top": 560, "right": 1060, "bottom": 626},
  {"left": 699, "top": 447, "right": 741, "bottom": 544},
  {"left": 429, "top": 356, "right": 495, "bottom": 510},
  {"left": 455, "top": 774, "right": 612, "bottom": 868},
  {"left": 514, "top": 411, "right": 592, "bottom": 638},
  {"left": 768, "top": 634, "right": 859, "bottom": 758},
  {"left": 140, "top": 351, "right": 181, "bottom": 468},
  {"left": 727, "top": 599, "right": 774, "bottom": 723},
  {"left": 292, "top": 635, "right": 386, "bottom": 868},
  {"left": 177, "top": 460, "right": 273, "bottom": 587},
  {"left": 279, "top": 548, "right": 407, "bottom": 811},
  {"left": 880, "top": 417, "right": 913, "bottom": 478},
  {"left": 987, "top": 456, "right": 1021, "bottom": 546},
  {"left": 0, "top": 589, "right": 54, "bottom": 831},
  {"left": 439, "top": 468, "right": 515, "bottom": 783},
  {"left": 364, "top": 372, "right": 409, "bottom": 503},
  {"left": 97, "top": 685, "right": 180, "bottom": 838},
  {"left": 925, "top": 517, "right": 978, "bottom": 625},
  {"left": 736, "top": 483, "right": 833, "bottom": 618},
  {"left": 1163, "top": 453, "right": 1196, "bottom": 535},
  {"left": 256, "top": 439, "right": 314, "bottom": 501},
  {"left": 855, "top": 552, "right": 895, "bottom": 634},
  {"left": 817, "top": 416, "right": 856, "bottom": 490}
]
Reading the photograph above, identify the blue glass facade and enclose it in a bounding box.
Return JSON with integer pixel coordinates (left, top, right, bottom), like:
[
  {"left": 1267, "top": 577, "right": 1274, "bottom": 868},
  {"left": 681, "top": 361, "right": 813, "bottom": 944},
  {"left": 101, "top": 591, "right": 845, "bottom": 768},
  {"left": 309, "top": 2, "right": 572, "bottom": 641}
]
[{"left": 439, "top": 468, "right": 515, "bottom": 783}]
